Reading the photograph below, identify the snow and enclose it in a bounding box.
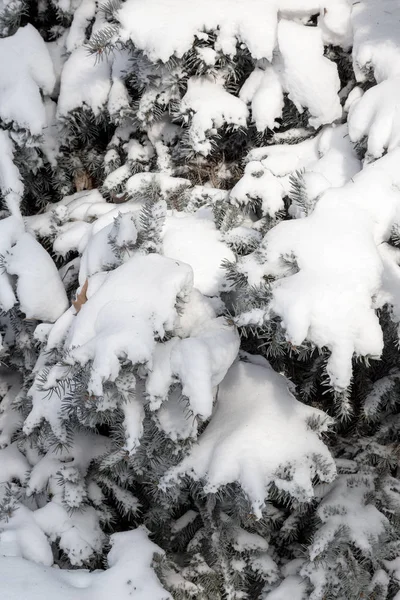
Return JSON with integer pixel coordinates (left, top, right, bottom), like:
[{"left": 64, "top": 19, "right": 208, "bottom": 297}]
[
  {"left": 352, "top": 0, "right": 400, "bottom": 83},
  {"left": 240, "top": 65, "right": 284, "bottom": 132},
  {"left": 276, "top": 20, "right": 342, "bottom": 128},
  {"left": 236, "top": 124, "right": 360, "bottom": 218},
  {"left": 33, "top": 503, "right": 105, "bottom": 566},
  {"left": 126, "top": 172, "right": 190, "bottom": 198},
  {"left": 265, "top": 576, "right": 307, "bottom": 600},
  {"left": 0, "top": 218, "right": 68, "bottom": 321},
  {"left": 58, "top": 46, "right": 111, "bottom": 116},
  {"left": 3, "top": 0, "right": 400, "bottom": 594},
  {"left": 108, "top": 50, "right": 131, "bottom": 119},
  {"left": 0, "top": 443, "right": 30, "bottom": 484},
  {"left": 46, "top": 32, "right": 68, "bottom": 96},
  {"left": 308, "top": 475, "right": 388, "bottom": 560},
  {"left": 363, "top": 372, "right": 400, "bottom": 417},
  {"left": 78, "top": 222, "right": 120, "bottom": 281},
  {"left": 0, "top": 528, "right": 171, "bottom": 600},
  {"left": 5, "top": 232, "right": 69, "bottom": 322},
  {"left": 0, "top": 369, "right": 23, "bottom": 448},
  {"left": 162, "top": 208, "right": 235, "bottom": 296},
  {"left": 349, "top": 0, "right": 400, "bottom": 156},
  {"left": 247, "top": 134, "right": 320, "bottom": 176},
  {"left": 0, "top": 216, "right": 24, "bottom": 311},
  {"left": 162, "top": 360, "right": 335, "bottom": 517},
  {"left": 117, "top": 0, "right": 278, "bottom": 62},
  {"left": 348, "top": 77, "right": 400, "bottom": 158},
  {"left": 146, "top": 288, "right": 239, "bottom": 418},
  {"left": 171, "top": 510, "right": 198, "bottom": 533},
  {"left": 0, "top": 24, "right": 55, "bottom": 134},
  {"left": 117, "top": 0, "right": 352, "bottom": 64},
  {"left": 180, "top": 76, "right": 248, "bottom": 155},
  {"left": 156, "top": 390, "right": 198, "bottom": 441},
  {"left": 230, "top": 162, "right": 285, "bottom": 217},
  {"left": 65, "top": 253, "right": 191, "bottom": 358},
  {"left": 41, "top": 98, "right": 60, "bottom": 166},
  {"left": 237, "top": 150, "right": 400, "bottom": 390},
  {"left": 66, "top": 0, "right": 96, "bottom": 52},
  {"left": 250, "top": 553, "right": 279, "bottom": 582},
  {"left": 0, "top": 131, "right": 24, "bottom": 215}
]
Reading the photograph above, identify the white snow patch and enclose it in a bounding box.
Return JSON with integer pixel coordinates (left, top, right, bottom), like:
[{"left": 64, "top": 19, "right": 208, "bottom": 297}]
[{"left": 162, "top": 360, "right": 335, "bottom": 517}]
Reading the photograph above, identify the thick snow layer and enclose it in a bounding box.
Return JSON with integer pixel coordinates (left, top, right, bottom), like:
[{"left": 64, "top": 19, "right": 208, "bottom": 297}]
[
  {"left": 56, "top": 255, "right": 237, "bottom": 418},
  {"left": 265, "top": 576, "right": 307, "bottom": 600},
  {"left": 146, "top": 289, "right": 239, "bottom": 418},
  {"left": 308, "top": 475, "right": 388, "bottom": 561},
  {"left": 156, "top": 390, "right": 198, "bottom": 441},
  {"left": 6, "top": 233, "right": 69, "bottom": 322},
  {"left": 0, "top": 528, "right": 171, "bottom": 600},
  {"left": 0, "top": 218, "right": 68, "bottom": 321},
  {"left": 230, "top": 162, "right": 285, "bottom": 217},
  {"left": 78, "top": 221, "right": 121, "bottom": 282},
  {"left": 299, "top": 124, "right": 361, "bottom": 201},
  {"left": 0, "top": 369, "right": 23, "bottom": 448},
  {"left": 237, "top": 150, "right": 400, "bottom": 390},
  {"left": 180, "top": 77, "right": 248, "bottom": 155},
  {"left": 66, "top": 0, "right": 96, "bottom": 52},
  {"left": 0, "top": 216, "right": 25, "bottom": 311},
  {"left": 0, "top": 130, "right": 24, "bottom": 215},
  {"left": 237, "top": 124, "right": 360, "bottom": 218},
  {"left": 162, "top": 360, "right": 335, "bottom": 517},
  {"left": 240, "top": 65, "right": 284, "bottom": 132},
  {"left": 117, "top": 0, "right": 278, "bottom": 62},
  {"left": 0, "top": 24, "right": 55, "bottom": 134},
  {"left": 162, "top": 208, "right": 235, "bottom": 296},
  {"left": 117, "top": 0, "right": 351, "bottom": 63},
  {"left": 41, "top": 98, "right": 60, "bottom": 167},
  {"left": 46, "top": 31, "right": 68, "bottom": 96},
  {"left": 39, "top": 189, "right": 232, "bottom": 298},
  {"left": 58, "top": 47, "right": 111, "bottom": 116},
  {"left": 352, "top": 0, "right": 400, "bottom": 83},
  {"left": 0, "top": 443, "right": 30, "bottom": 485},
  {"left": 61, "top": 254, "right": 193, "bottom": 395},
  {"left": 348, "top": 77, "right": 400, "bottom": 158},
  {"left": 33, "top": 503, "right": 105, "bottom": 566},
  {"left": 276, "top": 20, "right": 341, "bottom": 128},
  {"left": 247, "top": 134, "right": 320, "bottom": 176}
]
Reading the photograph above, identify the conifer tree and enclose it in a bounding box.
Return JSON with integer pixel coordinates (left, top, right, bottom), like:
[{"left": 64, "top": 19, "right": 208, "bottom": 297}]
[{"left": 1, "top": 1, "right": 400, "bottom": 599}]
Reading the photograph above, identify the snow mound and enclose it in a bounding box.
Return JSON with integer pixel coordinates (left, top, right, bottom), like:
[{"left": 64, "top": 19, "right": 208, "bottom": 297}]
[
  {"left": 0, "top": 24, "right": 55, "bottom": 134},
  {"left": 276, "top": 20, "right": 342, "bottom": 128},
  {"left": 117, "top": 0, "right": 351, "bottom": 63},
  {"left": 230, "top": 161, "right": 285, "bottom": 217},
  {"left": 58, "top": 46, "right": 112, "bottom": 116},
  {"left": 237, "top": 150, "right": 400, "bottom": 390},
  {"left": 0, "top": 218, "right": 68, "bottom": 322},
  {"left": 348, "top": 77, "right": 400, "bottom": 159},
  {"left": 308, "top": 475, "right": 388, "bottom": 561},
  {"left": 162, "top": 208, "right": 235, "bottom": 296},
  {"left": 236, "top": 124, "right": 360, "bottom": 218},
  {"left": 0, "top": 131, "right": 24, "bottom": 215},
  {"left": 239, "top": 65, "right": 284, "bottom": 132},
  {"left": 0, "top": 528, "right": 171, "bottom": 600},
  {"left": 5, "top": 233, "right": 69, "bottom": 322},
  {"left": 180, "top": 77, "right": 248, "bottom": 155},
  {"left": 162, "top": 360, "right": 335, "bottom": 518},
  {"left": 117, "top": 0, "right": 278, "bottom": 62},
  {"left": 352, "top": 0, "right": 400, "bottom": 83},
  {"left": 43, "top": 254, "right": 238, "bottom": 419},
  {"left": 146, "top": 288, "right": 239, "bottom": 419},
  {"left": 62, "top": 254, "right": 193, "bottom": 395}
]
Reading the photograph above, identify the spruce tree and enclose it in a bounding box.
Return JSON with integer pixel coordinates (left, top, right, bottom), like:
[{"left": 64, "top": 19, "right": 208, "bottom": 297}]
[{"left": 1, "top": 1, "right": 400, "bottom": 599}]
